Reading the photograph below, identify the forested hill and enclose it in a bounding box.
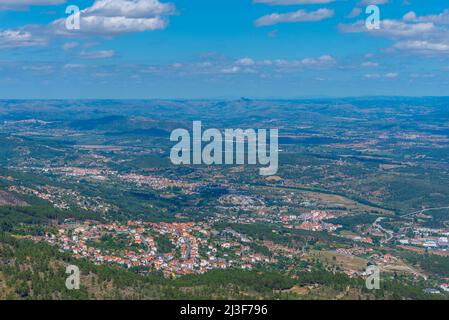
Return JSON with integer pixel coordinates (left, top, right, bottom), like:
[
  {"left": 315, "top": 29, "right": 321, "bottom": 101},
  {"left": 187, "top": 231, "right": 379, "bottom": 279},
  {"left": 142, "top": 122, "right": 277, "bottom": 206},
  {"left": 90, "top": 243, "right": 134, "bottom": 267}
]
[{"left": 0, "top": 234, "right": 442, "bottom": 300}]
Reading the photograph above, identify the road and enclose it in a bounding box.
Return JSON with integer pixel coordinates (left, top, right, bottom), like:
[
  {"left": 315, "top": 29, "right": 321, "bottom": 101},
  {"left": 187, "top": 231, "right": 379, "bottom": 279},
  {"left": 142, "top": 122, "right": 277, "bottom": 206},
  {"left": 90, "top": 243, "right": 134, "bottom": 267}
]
[
  {"left": 373, "top": 217, "right": 394, "bottom": 243},
  {"left": 401, "top": 206, "right": 449, "bottom": 218}
]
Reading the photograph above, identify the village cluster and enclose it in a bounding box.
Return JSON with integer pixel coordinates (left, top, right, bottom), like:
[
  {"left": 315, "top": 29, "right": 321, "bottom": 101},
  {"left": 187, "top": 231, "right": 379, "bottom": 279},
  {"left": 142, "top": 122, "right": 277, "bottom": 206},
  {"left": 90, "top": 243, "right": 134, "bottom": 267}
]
[
  {"left": 47, "top": 167, "right": 202, "bottom": 192},
  {"left": 36, "top": 220, "right": 274, "bottom": 278}
]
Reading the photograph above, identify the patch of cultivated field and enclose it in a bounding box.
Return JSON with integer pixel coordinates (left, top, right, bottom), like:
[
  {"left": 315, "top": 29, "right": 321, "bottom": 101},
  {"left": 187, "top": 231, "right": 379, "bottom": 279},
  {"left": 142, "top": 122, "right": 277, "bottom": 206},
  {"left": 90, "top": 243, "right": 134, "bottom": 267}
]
[{"left": 310, "top": 250, "right": 369, "bottom": 272}]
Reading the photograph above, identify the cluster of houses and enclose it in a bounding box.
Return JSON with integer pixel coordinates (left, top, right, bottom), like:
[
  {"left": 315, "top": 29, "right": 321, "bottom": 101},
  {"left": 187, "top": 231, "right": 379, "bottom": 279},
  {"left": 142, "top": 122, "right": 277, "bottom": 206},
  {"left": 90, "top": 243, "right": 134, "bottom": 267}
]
[
  {"left": 281, "top": 210, "right": 342, "bottom": 232},
  {"left": 398, "top": 227, "right": 449, "bottom": 250},
  {"left": 41, "top": 219, "right": 273, "bottom": 278},
  {"left": 118, "top": 173, "right": 201, "bottom": 193},
  {"left": 9, "top": 185, "right": 112, "bottom": 212}
]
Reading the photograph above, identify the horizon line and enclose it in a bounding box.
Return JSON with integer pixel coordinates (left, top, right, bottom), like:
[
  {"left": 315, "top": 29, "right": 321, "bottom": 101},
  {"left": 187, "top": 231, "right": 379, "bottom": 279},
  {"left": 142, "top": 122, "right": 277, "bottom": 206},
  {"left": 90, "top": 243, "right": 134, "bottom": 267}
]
[{"left": 1, "top": 95, "right": 449, "bottom": 101}]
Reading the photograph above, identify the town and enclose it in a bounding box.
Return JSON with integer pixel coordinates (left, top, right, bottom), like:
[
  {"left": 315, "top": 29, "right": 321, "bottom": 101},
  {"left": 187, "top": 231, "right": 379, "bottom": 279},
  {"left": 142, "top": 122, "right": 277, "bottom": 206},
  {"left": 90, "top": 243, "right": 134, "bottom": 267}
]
[{"left": 31, "top": 219, "right": 275, "bottom": 278}]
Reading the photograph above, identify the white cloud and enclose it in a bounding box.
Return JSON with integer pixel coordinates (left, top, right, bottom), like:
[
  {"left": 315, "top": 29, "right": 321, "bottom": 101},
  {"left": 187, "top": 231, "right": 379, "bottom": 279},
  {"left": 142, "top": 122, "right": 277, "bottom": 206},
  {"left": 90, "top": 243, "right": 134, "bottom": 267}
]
[
  {"left": 301, "top": 55, "right": 334, "bottom": 65},
  {"left": 381, "top": 20, "right": 435, "bottom": 37},
  {"left": 187, "top": 54, "right": 336, "bottom": 76},
  {"left": 347, "top": 7, "right": 361, "bottom": 18},
  {"left": 22, "top": 65, "right": 53, "bottom": 72},
  {"left": 220, "top": 66, "right": 240, "bottom": 74},
  {"left": 84, "top": 0, "right": 174, "bottom": 18},
  {"left": 0, "top": 29, "right": 47, "bottom": 49},
  {"left": 62, "top": 42, "right": 79, "bottom": 50},
  {"left": 403, "top": 9, "right": 449, "bottom": 25},
  {"left": 340, "top": 19, "right": 435, "bottom": 37},
  {"left": 51, "top": 0, "right": 175, "bottom": 35},
  {"left": 364, "top": 73, "right": 380, "bottom": 79},
  {"left": 346, "top": 0, "right": 388, "bottom": 22},
  {"left": 92, "top": 72, "right": 114, "bottom": 77},
  {"left": 384, "top": 72, "right": 399, "bottom": 78},
  {"left": 364, "top": 72, "right": 398, "bottom": 79},
  {"left": 340, "top": 9, "right": 449, "bottom": 55},
  {"left": 63, "top": 63, "right": 83, "bottom": 69},
  {"left": 253, "top": 0, "right": 337, "bottom": 5},
  {"left": 80, "top": 50, "right": 115, "bottom": 59},
  {"left": 359, "top": 0, "right": 388, "bottom": 5},
  {"left": 255, "top": 8, "right": 334, "bottom": 26},
  {"left": 317, "top": 54, "right": 334, "bottom": 62},
  {"left": 394, "top": 40, "right": 449, "bottom": 53},
  {"left": 236, "top": 58, "right": 255, "bottom": 66},
  {"left": 0, "top": 0, "right": 176, "bottom": 50},
  {"left": 362, "top": 61, "right": 379, "bottom": 67},
  {"left": 402, "top": 11, "right": 417, "bottom": 22},
  {"left": 269, "top": 54, "right": 335, "bottom": 68},
  {"left": 54, "top": 15, "right": 167, "bottom": 35}
]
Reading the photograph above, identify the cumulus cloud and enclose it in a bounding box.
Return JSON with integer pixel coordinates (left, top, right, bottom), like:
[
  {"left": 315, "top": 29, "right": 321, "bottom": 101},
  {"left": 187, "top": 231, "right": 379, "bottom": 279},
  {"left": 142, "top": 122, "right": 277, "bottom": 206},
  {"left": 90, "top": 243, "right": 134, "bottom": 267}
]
[
  {"left": 402, "top": 11, "right": 417, "bottom": 22},
  {"left": 402, "top": 9, "right": 449, "bottom": 25},
  {"left": 0, "top": 0, "right": 176, "bottom": 49},
  {"left": 51, "top": 0, "right": 175, "bottom": 35},
  {"left": 0, "top": 29, "right": 47, "bottom": 48},
  {"left": 340, "top": 19, "right": 435, "bottom": 37},
  {"left": 394, "top": 40, "right": 449, "bottom": 53},
  {"left": 52, "top": 15, "right": 168, "bottom": 35},
  {"left": 85, "top": 0, "right": 174, "bottom": 17},
  {"left": 255, "top": 8, "right": 334, "bottom": 26},
  {"left": 340, "top": 8, "right": 449, "bottom": 55}
]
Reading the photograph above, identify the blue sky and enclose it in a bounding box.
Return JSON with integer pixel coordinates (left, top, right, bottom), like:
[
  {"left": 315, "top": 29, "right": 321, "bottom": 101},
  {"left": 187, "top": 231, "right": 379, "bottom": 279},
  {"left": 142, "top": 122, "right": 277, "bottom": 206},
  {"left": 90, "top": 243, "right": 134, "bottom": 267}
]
[{"left": 0, "top": 0, "right": 448, "bottom": 99}]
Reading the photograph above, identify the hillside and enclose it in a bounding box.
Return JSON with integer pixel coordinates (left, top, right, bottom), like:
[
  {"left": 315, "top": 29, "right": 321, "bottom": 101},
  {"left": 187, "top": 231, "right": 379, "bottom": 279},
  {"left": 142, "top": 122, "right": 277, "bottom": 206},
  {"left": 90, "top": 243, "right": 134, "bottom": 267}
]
[
  {"left": 0, "top": 191, "right": 28, "bottom": 207},
  {"left": 0, "top": 234, "right": 443, "bottom": 300}
]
